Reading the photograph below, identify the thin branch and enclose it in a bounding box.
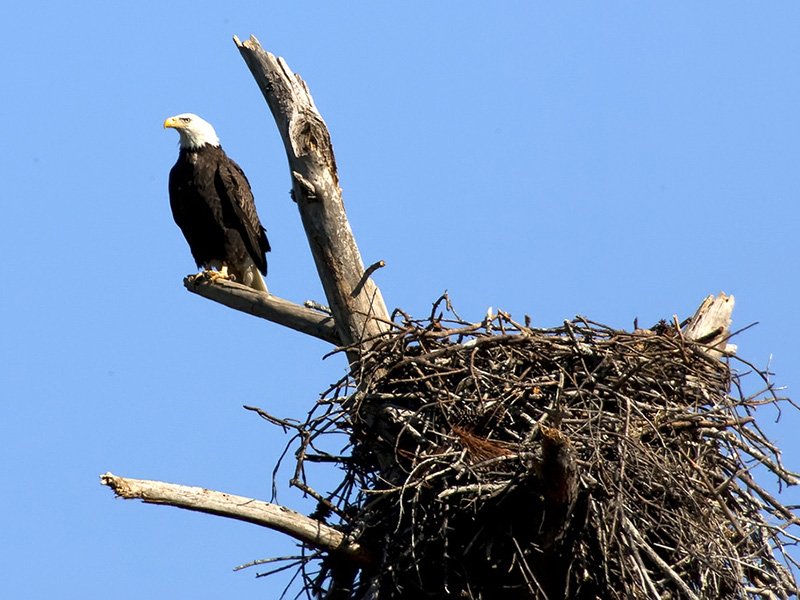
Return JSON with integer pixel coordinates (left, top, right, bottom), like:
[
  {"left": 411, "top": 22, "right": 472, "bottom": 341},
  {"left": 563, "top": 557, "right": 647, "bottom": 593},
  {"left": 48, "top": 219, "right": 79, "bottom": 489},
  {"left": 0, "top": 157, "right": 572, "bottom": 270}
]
[
  {"left": 352, "top": 260, "right": 386, "bottom": 298},
  {"left": 99, "top": 472, "right": 372, "bottom": 567},
  {"left": 304, "top": 300, "right": 332, "bottom": 315},
  {"left": 184, "top": 275, "right": 340, "bottom": 346},
  {"left": 622, "top": 516, "right": 699, "bottom": 600},
  {"left": 234, "top": 555, "right": 306, "bottom": 572}
]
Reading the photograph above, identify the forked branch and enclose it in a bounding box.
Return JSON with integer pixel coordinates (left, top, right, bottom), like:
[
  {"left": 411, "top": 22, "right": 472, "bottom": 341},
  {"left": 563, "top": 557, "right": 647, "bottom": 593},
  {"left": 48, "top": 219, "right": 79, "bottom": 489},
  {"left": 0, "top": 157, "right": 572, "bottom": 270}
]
[{"left": 234, "top": 34, "right": 390, "bottom": 359}]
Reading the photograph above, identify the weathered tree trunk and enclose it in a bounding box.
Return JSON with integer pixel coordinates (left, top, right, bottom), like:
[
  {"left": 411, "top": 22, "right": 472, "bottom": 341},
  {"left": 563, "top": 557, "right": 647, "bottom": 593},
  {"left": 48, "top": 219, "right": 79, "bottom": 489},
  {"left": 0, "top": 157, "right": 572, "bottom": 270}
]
[{"left": 235, "top": 35, "right": 390, "bottom": 363}]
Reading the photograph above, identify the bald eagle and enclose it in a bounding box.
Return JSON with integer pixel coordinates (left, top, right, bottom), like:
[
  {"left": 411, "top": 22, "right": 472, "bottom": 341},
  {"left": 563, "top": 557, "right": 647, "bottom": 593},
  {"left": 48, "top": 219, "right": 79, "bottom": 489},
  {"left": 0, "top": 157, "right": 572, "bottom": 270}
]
[{"left": 164, "top": 113, "right": 270, "bottom": 292}]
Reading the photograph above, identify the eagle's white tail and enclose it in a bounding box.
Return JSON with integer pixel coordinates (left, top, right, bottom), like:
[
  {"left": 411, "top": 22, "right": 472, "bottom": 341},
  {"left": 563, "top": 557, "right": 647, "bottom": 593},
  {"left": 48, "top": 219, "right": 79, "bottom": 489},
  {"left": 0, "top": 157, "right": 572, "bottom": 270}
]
[{"left": 242, "top": 264, "right": 268, "bottom": 293}]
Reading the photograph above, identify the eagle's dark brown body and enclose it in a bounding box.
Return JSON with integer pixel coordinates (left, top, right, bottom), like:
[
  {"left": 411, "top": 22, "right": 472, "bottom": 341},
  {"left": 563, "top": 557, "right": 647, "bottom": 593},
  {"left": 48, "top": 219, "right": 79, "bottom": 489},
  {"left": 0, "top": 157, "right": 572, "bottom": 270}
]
[{"left": 169, "top": 144, "right": 270, "bottom": 282}]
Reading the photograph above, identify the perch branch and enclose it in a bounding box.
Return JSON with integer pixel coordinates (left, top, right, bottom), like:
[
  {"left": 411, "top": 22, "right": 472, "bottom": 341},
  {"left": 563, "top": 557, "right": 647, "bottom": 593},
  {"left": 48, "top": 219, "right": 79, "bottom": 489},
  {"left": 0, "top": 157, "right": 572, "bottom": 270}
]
[
  {"left": 99, "top": 472, "right": 372, "bottom": 567},
  {"left": 234, "top": 34, "right": 390, "bottom": 358},
  {"left": 184, "top": 275, "right": 340, "bottom": 346}
]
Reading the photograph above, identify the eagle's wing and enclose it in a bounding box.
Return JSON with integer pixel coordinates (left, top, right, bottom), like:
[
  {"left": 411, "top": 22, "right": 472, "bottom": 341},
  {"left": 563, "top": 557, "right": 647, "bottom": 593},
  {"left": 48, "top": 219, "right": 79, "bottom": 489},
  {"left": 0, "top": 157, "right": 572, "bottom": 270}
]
[{"left": 215, "top": 158, "right": 271, "bottom": 274}]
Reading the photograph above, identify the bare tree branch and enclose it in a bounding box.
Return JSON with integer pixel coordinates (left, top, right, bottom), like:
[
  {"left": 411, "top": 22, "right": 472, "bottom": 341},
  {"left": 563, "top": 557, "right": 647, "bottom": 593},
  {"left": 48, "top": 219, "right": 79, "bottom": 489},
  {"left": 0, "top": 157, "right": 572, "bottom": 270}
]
[
  {"left": 184, "top": 275, "right": 340, "bottom": 346},
  {"left": 99, "top": 472, "right": 372, "bottom": 567},
  {"left": 233, "top": 34, "right": 390, "bottom": 359},
  {"left": 682, "top": 292, "right": 736, "bottom": 357}
]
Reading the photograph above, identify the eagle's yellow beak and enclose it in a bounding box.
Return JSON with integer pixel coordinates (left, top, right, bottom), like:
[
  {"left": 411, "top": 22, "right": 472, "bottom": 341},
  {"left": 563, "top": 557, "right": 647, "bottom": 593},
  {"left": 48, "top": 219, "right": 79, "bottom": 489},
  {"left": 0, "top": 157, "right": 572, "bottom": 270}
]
[{"left": 164, "top": 117, "right": 178, "bottom": 129}]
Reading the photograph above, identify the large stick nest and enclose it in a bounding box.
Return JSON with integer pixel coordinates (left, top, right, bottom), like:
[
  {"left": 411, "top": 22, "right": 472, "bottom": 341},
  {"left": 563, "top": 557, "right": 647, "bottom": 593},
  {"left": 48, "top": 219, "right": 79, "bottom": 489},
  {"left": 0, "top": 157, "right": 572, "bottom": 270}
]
[{"left": 263, "top": 297, "right": 800, "bottom": 599}]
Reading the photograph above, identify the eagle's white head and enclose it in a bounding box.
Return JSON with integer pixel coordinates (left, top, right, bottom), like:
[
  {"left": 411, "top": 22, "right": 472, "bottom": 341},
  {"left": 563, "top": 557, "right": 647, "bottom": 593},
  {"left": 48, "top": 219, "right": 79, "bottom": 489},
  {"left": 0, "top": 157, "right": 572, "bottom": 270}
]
[{"left": 164, "top": 113, "right": 220, "bottom": 150}]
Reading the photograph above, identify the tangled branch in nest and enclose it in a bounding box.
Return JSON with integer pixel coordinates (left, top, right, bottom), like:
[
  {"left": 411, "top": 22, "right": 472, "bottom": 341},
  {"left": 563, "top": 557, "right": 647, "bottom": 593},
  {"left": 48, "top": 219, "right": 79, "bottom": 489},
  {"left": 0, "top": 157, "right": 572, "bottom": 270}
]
[{"left": 259, "top": 296, "right": 800, "bottom": 599}]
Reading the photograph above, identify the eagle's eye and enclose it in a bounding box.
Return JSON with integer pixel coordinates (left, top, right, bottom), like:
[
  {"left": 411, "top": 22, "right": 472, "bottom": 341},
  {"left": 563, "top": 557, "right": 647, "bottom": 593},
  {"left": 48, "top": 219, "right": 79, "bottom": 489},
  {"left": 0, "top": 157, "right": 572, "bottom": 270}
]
[{"left": 181, "top": 117, "right": 192, "bottom": 123}]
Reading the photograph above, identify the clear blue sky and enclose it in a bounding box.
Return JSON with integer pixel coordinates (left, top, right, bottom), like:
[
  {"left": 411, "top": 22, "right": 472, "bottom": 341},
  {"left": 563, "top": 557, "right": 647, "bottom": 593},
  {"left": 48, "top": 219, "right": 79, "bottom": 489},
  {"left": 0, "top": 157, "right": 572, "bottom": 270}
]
[{"left": 2, "top": 2, "right": 798, "bottom": 598}]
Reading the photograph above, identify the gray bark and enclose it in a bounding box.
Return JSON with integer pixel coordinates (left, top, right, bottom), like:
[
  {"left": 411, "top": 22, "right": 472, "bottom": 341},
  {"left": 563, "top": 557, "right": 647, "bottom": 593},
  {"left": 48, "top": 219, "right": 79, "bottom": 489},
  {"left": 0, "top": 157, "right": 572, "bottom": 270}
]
[
  {"left": 234, "top": 35, "right": 391, "bottom": 362},
  {"left": 184, "top": 275, "right": 340, "bottom": 345},
  {"left": 100, "top": 473, "right": 371, "bottom": 566}
]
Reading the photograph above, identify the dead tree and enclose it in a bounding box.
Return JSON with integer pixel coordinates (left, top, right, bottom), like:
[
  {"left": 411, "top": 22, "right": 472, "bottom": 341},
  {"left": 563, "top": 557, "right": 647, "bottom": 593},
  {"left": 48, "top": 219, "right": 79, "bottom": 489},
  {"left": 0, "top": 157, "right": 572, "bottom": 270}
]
[{"left": 102, "top": 37, "right": 800, "bottom": 599}]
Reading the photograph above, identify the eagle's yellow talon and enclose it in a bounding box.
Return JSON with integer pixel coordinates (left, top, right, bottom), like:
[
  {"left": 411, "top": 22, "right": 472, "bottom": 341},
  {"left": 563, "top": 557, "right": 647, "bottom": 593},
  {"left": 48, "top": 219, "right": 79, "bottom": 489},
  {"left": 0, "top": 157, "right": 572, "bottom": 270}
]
[{"left": 204, "top": 266, "right": 231, "bottom": 283}]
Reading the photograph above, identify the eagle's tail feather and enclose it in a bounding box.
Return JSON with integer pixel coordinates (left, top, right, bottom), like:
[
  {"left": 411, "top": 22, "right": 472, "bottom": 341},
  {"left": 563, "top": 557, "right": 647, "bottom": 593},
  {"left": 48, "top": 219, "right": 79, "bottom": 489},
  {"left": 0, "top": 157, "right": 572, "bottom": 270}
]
[{"left": 243, "top": 264, "right": 269, "bottom": 293}]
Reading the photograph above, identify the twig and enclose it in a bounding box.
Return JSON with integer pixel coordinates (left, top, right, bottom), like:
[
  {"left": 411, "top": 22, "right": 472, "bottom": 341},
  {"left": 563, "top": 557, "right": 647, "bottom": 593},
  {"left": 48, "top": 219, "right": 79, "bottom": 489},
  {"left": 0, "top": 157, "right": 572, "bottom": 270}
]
[
  {"left": 622, "top": 516, "right": 699, "bottom": 600},
  {"left": 234, "top": 555, "right": 306, "bottom": 571},
  {"left": 351, "top": 260, "right": 386, "bottom": 298}
]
